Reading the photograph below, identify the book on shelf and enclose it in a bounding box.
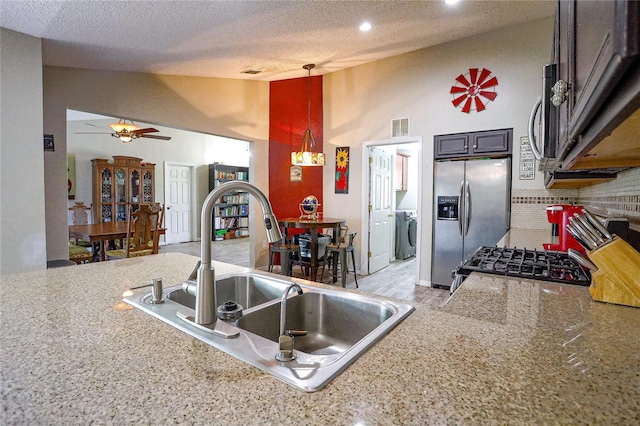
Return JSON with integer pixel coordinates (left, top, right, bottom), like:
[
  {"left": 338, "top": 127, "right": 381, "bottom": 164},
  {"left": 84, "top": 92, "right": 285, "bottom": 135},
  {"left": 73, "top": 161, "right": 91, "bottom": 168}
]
[{"left": 215, "top": 170, "right": 248, "bottom": 181}]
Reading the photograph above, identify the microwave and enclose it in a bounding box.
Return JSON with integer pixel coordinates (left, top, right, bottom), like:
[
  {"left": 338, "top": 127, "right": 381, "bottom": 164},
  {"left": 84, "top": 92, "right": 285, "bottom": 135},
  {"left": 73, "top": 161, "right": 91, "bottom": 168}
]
[{"left": 528, "top": 63, "right": 559, "bottom": 172}]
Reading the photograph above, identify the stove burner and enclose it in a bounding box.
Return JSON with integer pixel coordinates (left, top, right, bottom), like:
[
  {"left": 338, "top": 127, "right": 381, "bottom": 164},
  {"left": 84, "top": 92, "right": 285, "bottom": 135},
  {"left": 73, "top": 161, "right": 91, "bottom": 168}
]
[{"left": 454, "top": 246, "right": 591, "bottom": 286}]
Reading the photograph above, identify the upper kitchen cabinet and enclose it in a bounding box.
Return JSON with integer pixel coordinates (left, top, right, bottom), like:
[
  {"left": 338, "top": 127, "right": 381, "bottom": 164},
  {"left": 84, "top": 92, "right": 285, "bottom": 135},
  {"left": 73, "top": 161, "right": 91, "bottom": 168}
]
[
  {"left": 552, "top": 0, "right": 640, "bottom": 173},
  {"left": 395, "top": 154, "right": 409, "bottom": 191},
  {"left": 434, "top": 128, "right": 512, "bottom": 160}
]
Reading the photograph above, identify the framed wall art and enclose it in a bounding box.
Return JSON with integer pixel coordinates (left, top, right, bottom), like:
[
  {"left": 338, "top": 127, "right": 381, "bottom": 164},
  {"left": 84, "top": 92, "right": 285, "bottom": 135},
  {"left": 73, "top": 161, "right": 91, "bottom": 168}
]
[
  {"left": 44, "top": 134, "right": 55, "bottom": 151},
  {"left": 335, "top": 147, "right": 349, "bottom": 194},
  {"left": 67, "top": 154, "right": 76, "bottom": 199}
]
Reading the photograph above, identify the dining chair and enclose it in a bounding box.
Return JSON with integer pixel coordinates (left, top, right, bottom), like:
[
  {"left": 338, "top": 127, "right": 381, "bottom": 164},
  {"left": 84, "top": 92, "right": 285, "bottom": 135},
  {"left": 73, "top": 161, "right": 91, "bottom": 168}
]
[
  {"left": 68, "top": 242, "right": 93, "bottom": 264},
  {"left": 105, "top": 204, "right": 160, "bottom": 259},
  {"left": 327, "top": 227, "right": 358, "bottom": 288},
  {"left": 148, "top": 202, "right": 165, "bottom": 253},
  {"left": 69, "top": 202, "right": 94, "bottom": 245},
  {"left": 268, "top": 226, "right": 299, "bottom": 276},
  {"left": 290, "top": 234, "right": 331, "bottom": 282},
  {"left": 69, "top": 201, "right": 91, "bottom": 225},
  {"left": 268, "top": 242, "right": 299, "bottom": 276},
  {"left": 68, "top": 202, "right": 96, "bottom": 262}
]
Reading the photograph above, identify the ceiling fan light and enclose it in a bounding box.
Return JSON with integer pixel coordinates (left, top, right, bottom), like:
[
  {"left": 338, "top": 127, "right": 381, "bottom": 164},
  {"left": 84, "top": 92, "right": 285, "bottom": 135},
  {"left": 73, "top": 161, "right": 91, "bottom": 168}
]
[
  {"left": 119, "top": 135, "right": 133, "bottom": 143},
  {"left": 109, "top": 119, "right": 139, "bottom": 133}
]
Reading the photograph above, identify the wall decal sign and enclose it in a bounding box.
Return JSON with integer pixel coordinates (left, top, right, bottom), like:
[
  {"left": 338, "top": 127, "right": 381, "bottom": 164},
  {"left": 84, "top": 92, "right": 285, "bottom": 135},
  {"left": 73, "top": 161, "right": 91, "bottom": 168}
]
[
  {"left": 519, "top": 136, "right": 535, "bottom": 180},
  {"left": 450, "top": 68, "right": 498, "bottom": 113},
  {"left": 290, "top": 165, "right": 302, "bottom": 182}
]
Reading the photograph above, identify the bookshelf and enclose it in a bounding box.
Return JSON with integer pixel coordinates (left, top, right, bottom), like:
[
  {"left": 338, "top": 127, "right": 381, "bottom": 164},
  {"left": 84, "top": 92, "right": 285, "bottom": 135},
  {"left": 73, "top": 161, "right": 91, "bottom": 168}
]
[{"left": 209, "top": 164, "right": 250, "bottom": 241}]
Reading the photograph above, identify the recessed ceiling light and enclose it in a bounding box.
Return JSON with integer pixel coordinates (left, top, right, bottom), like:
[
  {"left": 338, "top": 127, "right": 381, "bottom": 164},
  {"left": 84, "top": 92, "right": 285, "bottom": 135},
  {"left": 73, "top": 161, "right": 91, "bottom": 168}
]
[
  {"left": 359, "top": 22, "right": 372, "bottom": 32},
  {"left": 242, "top": 69, "right": 262, "bottom": 74},
  {"left": 445, "top": 0, "right": 460, "bottom": 5}
]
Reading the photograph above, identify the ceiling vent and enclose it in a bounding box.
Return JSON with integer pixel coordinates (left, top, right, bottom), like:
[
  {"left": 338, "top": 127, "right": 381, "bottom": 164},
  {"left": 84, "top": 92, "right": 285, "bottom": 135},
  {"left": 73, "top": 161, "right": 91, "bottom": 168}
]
[
  {"left": 391, "top": 117, "right": 410, "bottom": 137},
  {"left": 242, "top": 69, "right": 262, "bottom": 75}
]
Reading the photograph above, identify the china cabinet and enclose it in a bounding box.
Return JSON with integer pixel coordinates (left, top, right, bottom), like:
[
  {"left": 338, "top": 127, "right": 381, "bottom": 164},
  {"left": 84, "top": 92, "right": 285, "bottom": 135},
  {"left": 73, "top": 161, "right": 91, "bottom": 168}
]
[{"left": 92, "top": 156, "right": 155, "bottom": 223}]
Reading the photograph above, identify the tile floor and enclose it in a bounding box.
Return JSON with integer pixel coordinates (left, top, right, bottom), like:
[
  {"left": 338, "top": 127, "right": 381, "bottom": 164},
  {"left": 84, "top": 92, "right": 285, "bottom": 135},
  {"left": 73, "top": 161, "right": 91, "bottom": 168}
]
[{"left": 160, "top": 238, "right": 449, "bottom": 307}]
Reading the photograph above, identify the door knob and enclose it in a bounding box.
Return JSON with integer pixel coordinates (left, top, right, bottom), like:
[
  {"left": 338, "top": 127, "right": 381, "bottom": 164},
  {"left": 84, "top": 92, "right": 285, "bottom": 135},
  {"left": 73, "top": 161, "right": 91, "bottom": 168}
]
[{"left": 551, "top": 80, "right": 569, "bottom": 106}]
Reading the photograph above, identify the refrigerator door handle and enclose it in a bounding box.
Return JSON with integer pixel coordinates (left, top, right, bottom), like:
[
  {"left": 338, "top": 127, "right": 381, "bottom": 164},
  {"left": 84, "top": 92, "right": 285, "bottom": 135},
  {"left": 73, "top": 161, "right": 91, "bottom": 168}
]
[
  {"left": 458, "top": 180, "right": 464, "bottom": 235},
  {"left": 464, "top": 181, "right": 471, "bottom": 236}
]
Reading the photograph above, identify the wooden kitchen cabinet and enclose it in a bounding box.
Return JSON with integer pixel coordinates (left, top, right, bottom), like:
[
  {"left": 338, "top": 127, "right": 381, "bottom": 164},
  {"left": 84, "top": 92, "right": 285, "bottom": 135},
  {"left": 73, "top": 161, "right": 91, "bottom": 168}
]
[
  {"left": 395, "top": 154, "right": 409, "bottom": 191},
  {"left": 92, "top": 156, "right": 155, "bottom": 223},
  {"left": 551, "top": 0, "right": 640, "bottom": 172},
  {"left": 434, "top": 128, "right": 512, "bottom": 160}
]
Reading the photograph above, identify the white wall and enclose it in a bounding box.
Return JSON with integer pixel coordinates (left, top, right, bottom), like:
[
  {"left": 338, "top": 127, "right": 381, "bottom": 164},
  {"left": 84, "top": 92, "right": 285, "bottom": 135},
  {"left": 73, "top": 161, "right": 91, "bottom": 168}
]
[
  {"left": 67, "top": 116, "right": 250, "bottom": 234},
  {"left": 43, "top": 67, "right": 270, "bottom": 265},
  {"left": 323, "top": 17, "right": 553, "bottom": 284},
  {"left": 0, "top": 28, "right": 47, "bottom": 274}
]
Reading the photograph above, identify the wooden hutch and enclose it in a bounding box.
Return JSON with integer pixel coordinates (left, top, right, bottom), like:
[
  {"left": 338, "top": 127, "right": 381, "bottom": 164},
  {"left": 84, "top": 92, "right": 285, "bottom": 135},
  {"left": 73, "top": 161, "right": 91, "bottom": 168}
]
[{"left": 91, "top": 156, "right": 156, "bottom": 223}]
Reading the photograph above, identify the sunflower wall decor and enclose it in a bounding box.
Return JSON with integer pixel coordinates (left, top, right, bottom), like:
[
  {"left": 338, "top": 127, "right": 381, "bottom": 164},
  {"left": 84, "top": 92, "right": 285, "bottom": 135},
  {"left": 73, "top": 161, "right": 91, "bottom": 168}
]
[
  {"left": 335, "top": 147, "right": 349, "bottom": 194},
  {"left": 450, "top": 67, "right": 498, "bottom": 113}
]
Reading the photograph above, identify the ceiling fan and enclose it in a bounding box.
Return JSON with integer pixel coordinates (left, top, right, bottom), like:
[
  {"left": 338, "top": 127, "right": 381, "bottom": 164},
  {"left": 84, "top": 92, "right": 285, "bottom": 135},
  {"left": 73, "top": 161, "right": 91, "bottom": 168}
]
[{"left": 76, "top": 119, "right": 172, "bottom": 143}]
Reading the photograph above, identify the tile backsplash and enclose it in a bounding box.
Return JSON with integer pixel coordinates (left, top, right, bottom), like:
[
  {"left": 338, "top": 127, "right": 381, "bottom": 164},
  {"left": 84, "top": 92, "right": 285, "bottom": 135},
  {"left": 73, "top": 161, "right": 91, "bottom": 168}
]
[
  {"left": 511, "top": 168, "right": 640, "bottom": 230},
  {"left": 577, "top": 168, "right": 640, "bottom": 222},
  {"left": 511, "top": 188, "right": 578, "bottom": 229}
]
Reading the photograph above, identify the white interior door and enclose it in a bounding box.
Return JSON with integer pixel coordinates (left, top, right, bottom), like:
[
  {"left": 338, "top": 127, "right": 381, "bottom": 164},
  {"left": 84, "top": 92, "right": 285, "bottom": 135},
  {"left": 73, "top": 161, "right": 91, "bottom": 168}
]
[
  {"left": 368, "top": 147, "right": 392, "bottom": 274},
  {"left": 164, "top": 163, "right": 192, "bottom": 244}
]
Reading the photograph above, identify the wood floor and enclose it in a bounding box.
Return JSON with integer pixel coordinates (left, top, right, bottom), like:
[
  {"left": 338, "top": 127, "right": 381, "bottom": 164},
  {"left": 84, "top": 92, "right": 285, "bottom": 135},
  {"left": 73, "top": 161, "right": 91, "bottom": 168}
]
[{"left": 161, "top": 238, "right": 449, "bottom": 307}]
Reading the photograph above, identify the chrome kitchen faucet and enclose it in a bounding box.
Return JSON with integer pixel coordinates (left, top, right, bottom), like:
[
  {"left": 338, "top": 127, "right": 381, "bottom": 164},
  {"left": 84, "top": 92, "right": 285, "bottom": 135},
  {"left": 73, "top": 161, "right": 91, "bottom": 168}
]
[{"left": 180, "top": 181, "right": 282, "bottom": 337}]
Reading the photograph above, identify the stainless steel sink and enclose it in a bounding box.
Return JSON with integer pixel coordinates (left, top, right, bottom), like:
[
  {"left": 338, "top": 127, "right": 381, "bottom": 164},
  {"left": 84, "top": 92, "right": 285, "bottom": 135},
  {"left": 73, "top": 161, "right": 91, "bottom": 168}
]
[
  {"left": 236, "top": 292, "right": 394, "bottom": 355},
  {"left": 166, "top": 273, "right": 290, "bottom": 310},
  {"left": 124, "top": 271, "right": 414, "bottom": 392}
]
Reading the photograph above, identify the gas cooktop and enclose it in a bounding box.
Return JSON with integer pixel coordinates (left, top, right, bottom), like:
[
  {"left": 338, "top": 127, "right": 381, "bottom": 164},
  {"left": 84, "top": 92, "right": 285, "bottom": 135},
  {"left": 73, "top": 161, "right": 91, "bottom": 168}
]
[{"left": 454, "top": 246, "right": 592, "bottom": 286}]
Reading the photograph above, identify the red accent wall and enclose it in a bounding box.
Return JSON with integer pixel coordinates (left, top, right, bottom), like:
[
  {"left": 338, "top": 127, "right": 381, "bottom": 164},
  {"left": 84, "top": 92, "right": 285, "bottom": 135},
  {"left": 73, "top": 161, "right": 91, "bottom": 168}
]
[{"left": 269, "top": 76, "right": 323, "bottom": 223}]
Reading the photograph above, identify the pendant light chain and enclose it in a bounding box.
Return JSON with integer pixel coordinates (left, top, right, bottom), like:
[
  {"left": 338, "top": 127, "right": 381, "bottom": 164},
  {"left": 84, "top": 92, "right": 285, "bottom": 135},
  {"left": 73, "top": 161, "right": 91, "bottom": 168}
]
[{"left": 307, "top": 64, "right": 312, "bottom": 148}]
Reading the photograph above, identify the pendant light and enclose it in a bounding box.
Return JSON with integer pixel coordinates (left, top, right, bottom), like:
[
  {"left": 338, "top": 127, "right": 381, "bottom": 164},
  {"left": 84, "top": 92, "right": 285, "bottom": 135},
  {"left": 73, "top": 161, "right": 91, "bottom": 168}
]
[{"left": 291, "top": 64, "right": 326, "bottom": 166}]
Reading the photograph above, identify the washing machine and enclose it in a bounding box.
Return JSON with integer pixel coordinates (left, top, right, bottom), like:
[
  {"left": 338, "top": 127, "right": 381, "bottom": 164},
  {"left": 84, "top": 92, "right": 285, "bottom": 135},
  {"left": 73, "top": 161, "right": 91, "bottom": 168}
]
[{"left": 395, "top": 210, "right": 417, "bottom": 260}]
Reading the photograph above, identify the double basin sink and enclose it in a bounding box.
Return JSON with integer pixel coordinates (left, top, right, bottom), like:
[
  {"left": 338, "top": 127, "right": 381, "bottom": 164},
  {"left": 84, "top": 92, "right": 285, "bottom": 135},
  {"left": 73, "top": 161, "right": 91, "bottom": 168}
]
[{"left": 123, "top": 271, "right": 414, "bottom": 392}]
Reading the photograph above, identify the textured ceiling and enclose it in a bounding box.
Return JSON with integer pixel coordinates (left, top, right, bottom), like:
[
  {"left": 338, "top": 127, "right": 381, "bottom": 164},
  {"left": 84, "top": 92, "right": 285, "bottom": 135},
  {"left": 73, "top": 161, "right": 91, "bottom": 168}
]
[{"left": 1, "top": 0, "right": 555, "bottom": 81}]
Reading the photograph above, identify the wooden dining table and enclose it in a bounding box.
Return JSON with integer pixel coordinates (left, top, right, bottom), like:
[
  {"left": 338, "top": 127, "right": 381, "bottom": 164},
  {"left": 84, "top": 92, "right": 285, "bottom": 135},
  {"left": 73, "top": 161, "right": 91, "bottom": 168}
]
[
  {"left": 69, "top": 222, "right": 165, "bottom": 261},
  {"left": 278, "top": 217, "right": 346, "bottom": 281}
]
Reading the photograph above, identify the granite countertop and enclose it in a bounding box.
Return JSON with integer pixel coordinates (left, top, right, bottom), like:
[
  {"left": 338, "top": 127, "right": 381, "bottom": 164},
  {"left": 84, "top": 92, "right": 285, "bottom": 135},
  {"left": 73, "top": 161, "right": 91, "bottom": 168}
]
[
  {"left": 2, "top": 246, "right": 639, "bottom": 424},
  {"left": 496, "top": 227, "right": 552, "bottom": 250}
]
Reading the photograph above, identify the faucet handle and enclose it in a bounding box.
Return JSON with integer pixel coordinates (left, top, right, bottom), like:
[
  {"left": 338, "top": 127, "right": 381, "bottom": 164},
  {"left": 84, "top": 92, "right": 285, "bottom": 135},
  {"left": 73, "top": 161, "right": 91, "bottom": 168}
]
[
  {"left": 276, "top": 334, "right": 296, "bottom": 361},
  {"left": 275, "top": 330, "right": 307, "bottom": 362},
  {"left": 286, "top": 330, "right": 308, "bottom": 337}
]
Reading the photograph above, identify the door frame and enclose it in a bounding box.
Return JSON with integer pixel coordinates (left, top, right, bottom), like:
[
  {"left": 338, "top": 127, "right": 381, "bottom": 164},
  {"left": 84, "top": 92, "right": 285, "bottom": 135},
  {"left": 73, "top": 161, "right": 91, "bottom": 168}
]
[
  {"left": 163, "top": 161, "right": 197, "bottom": 245},
  {"left": 361, "top": 136, "right": 423, "bottom": 283}
]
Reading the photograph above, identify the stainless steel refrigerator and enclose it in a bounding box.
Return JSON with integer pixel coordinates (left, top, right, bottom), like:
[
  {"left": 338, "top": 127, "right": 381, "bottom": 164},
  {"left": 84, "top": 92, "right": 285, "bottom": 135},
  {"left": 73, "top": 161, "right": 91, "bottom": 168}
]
[{"left": 431, "top": 158, "right": 511, "bottom": 288}]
